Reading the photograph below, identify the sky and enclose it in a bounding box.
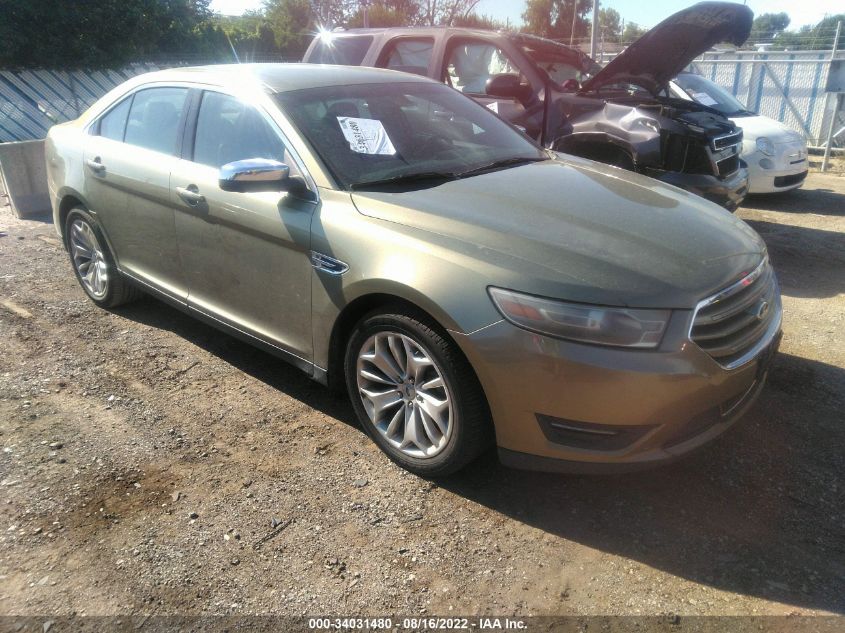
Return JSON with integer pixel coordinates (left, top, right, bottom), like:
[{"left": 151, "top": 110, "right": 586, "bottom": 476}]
[{"left": 209, "top": 0, "right": 844, "bottom": 30}]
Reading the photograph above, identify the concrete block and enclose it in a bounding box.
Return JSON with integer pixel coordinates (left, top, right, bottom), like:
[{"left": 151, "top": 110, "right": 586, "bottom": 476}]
[{"left": 0, "top": 139, "right": 50, "bottom": 218}]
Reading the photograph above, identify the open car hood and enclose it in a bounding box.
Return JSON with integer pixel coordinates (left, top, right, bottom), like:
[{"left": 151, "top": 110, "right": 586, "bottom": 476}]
[{"left": 581, "top": 2, "right": 753, "bottom": 94}]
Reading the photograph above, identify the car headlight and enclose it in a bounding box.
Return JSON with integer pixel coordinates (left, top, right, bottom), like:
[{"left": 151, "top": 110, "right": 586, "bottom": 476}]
[
  {"left": 488, "top": 287, "right": 670, "bottom": 349},
  {"left": 756, "top": 137, "right": 775, "bottom": 156}
]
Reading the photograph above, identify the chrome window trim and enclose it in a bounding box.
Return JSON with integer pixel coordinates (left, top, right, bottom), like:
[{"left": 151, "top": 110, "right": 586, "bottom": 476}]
[
  {"left": 85, "top": 80, "right": 321, "bottom": 202},
  {"left": 688, "top": 256, "right": 783, "bottom": 370}
]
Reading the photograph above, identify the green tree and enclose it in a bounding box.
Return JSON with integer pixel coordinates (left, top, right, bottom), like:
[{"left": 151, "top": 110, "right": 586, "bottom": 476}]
[
  {"left": 621, "top": 21, "right": 647, "bottom": 44},
  {"left": 598, "top": 7, "right": 621, "bottom": 43},
  {"left": 264, "top": 0, "right": 313, "bottom": 58},
  {"left": 522, "top": 0, "right": 592, "bottom": 43},
  {"left": 775, "top": 14, "right": 844, "bottom": 51},
  {"left": 0, "top": 0, "right": 226, "bottom": 68},
  {"left": 749, "top": 12, "right": 790, "bottom": 42},
  {"left": 348, "top": 2, "right": 413, "bottom": 28},
  {"left": 452, "top": 13, "right": 509, "bottom": 30}
]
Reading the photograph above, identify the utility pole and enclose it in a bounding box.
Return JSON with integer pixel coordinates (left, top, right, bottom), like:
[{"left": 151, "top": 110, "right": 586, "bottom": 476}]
[
  {"left": 570, "top": 1, "right": 578, "bottom": 46},
  {"left": 822, "top": 20, "right": 842, "bottom": 172},
  {"left": 362, "top": 0, "right": 370, "bottom": 28},
  {"left": 590, "top": 0, "right": 599, "bottom": 59}
]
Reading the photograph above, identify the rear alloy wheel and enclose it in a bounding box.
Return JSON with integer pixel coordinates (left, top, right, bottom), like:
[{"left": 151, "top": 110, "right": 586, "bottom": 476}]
[
  {"left": 345, "top": 308, "right": 491, "bottom": 476},
  {"left": 65, "top": 208, "right": 142, "bottom": 308}
]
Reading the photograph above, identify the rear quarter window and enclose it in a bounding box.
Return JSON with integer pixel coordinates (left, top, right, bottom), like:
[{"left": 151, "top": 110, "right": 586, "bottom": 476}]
[{"left": 309, "top": 35, "right": 373, "bottom": 65}]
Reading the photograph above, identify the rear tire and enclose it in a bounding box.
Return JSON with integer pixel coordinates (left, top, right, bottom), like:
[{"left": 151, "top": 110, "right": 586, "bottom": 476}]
[
  {"left": 344, "top": 306, "right": 492, "bottom": 477},
  {"left": 65, "top": 207, "right": 142, "bottom": 308}
]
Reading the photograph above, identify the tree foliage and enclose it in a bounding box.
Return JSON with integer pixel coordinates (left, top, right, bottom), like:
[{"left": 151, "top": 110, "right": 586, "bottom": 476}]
[
  {"left": 521, "top": 0, "right": 592, "bottom": 43},
  {"left": 621, "top": 21, "right": 647, "bottom": 44},
  {"left": 749, "top": 12, "right": 791, "bottom": 42},
  {"left": 597, "top": 7, "right": 621, "bottom": 43},
  {"left": 0, "top": 0, "right": 501, "bottom": 69},
  {"left": 0, "top": 0, "right": 229, "bottom": 69}
]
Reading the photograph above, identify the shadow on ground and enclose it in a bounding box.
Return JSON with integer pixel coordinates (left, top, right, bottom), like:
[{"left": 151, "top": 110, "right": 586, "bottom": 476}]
[
  {"left": 743, "top": 185, "right": 845, "bottom": 217},
  {"left": 114, "top": 294, "right": 845, "bottom": 614},
  {"left": 745, "top": 219, "right": 845, "bottom": 299}
]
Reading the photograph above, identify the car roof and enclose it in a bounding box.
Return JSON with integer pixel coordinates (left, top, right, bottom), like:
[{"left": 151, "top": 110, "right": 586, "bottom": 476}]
[{"left": 129, "top": 63, "right": 433, "bottom": 94}]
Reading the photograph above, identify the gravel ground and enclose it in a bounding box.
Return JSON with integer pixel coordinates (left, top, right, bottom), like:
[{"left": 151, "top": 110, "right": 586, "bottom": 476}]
[{"left": 0, "top": 173, "right": 843, "bottom": 619}]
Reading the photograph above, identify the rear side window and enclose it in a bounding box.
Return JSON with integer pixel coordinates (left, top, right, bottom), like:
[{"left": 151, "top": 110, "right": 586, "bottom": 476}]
[
  {"left": 124, "top": 87, "right": 188, "bottom": 156},
  {"left": 382, "top": 38, "right": 434, "bottom": 75},
  {"left": 193, "top": 91, "right": 294, "bottom": 171},
  {"left": 309, "top": 35, "right": 373, "bottom": 65},
  {"left": 98, "top": 97, "right": 131, "bottom": 141}
]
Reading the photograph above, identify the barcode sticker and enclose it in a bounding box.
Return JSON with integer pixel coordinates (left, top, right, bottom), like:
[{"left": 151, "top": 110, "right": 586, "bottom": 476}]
[{"left": 337, "top": 117, "right": 397, "bottom": 155}]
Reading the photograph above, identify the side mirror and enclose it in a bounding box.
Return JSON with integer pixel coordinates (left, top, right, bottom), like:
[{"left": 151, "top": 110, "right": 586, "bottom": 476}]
[
  {"left": 485, "top": 74, "right": 532, "bottom": 104},
  {"left": 219, "top": 158, "right": 291, "bottom": 193},
  {"left": 561, "top": 78, "right": 580, "bottom": 92}
]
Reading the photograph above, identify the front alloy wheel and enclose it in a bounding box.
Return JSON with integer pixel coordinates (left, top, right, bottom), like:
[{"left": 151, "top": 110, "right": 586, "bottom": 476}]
[
  {"left": 356, "top": 332, "right": 453, "bottom": 458},
  {"left": 345, "top": 308, "right": 491, "bottom": 476}
]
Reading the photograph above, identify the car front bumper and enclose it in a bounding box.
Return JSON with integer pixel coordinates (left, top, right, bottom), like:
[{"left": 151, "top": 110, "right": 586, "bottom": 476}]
[
  {"left": 453, "top": 306, "right": 782, "bottom": 473},
  {"left": 744, "top": 147, "right": 808, "bottom": 194},
  {"left": 655, "top": 166, "right": 749, "bottom": 212}
]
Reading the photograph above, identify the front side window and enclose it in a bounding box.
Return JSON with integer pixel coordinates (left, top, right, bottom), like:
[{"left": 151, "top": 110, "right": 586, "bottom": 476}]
[
  {"left": 382, "top": 38, "right": 434, "bottom": 75},
  {"left": 193, "top": 91, "right": 295, "bottom": 171},
  {"left": 309, "top": 34, "right": 373, "bottom": 65},
  {"left": 124, "top": 87, "right": 188, "bottom": 156},
  {"left": 276, "top": 81, "right": 546, "bottom": 189},
  {"left": 97, "top": 97, "right": 131, "bottom": 142},
  {"left": 446, "top": 42, "right": 523, "bottom": 95}
]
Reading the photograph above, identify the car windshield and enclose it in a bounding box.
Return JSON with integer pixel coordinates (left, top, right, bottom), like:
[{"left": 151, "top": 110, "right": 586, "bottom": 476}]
[
  {"left": 674, "top": 73, "right": 750, "bottom": 117},
  {"left": 275, "top": 81, "right": 546, "bottom": 190}
]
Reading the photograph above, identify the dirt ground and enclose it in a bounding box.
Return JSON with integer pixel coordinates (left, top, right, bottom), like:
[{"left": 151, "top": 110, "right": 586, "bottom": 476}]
[{"left": 0, "top": 172, "right": 843, "bottom": 620}]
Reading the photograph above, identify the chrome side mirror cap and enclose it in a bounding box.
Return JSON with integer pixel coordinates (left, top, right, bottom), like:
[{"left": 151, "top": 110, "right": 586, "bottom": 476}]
[{"left": 219, "top": 158, "right": 290, "bottom": 193}]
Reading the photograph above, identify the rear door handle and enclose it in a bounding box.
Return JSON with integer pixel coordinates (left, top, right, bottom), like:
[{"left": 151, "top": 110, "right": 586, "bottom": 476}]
[
  {"left": 176, "top": 186, "right": 206, "bottom": 207},
  {"left": 86, "top": 158, "right": 106, "bottom": 174}
]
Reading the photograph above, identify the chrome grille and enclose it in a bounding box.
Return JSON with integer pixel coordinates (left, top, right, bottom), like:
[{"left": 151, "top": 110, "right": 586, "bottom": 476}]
[
  {"left": 712, "top": 131, "right": 743, "bottom": 151},
  {"left": 716, "top": 154, "right": 740, "bottom": 177},
  {"left": 690, "top": 258, "right": 781, "bottom": 368}
]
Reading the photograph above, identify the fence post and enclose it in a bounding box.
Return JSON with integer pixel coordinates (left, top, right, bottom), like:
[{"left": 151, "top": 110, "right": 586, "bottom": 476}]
[{"left": 822, "top": 21, "right": 842, "bottom": 172}]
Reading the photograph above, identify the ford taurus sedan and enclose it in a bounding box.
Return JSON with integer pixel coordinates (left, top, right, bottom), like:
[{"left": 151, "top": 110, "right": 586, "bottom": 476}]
[{"left": 45, "top": 64, "right": 782, "bottom": 476}]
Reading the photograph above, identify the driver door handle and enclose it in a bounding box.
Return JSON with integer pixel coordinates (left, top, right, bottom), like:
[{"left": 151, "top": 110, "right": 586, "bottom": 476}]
[
  {"left": 176, "top": 186, "right": 205, "bottom": 206},
  {"left": 86, "top": 158, "right": 106, "bottom": 174}
]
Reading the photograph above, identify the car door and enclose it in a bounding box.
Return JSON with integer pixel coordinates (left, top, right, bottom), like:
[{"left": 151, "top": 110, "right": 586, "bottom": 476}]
[
  {"left": 83, "top": 86, "right": 190, "bottom": 300},
  {"left": 170, "top": 89, "right": 316, "bottom": 362},
  {"left": 442, "top": 38, "right": 542, "bottom": 140}
]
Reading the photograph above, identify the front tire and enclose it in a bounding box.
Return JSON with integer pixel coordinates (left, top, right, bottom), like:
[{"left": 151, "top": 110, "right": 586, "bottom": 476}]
[
  {"left": 344, "top": 307, "right": 492, "bottom": 477},
  {"left": 65, "top": 207, "right": 142, "bottom": 308}
]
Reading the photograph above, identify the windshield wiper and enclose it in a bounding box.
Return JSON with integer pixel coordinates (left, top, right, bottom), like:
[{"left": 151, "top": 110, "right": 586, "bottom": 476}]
[
  {"left": 350, "top": 171, "right": 459, "bottom": 191},
  {"left": 456, "top": 155, "right": 547, "bottom": 178}
]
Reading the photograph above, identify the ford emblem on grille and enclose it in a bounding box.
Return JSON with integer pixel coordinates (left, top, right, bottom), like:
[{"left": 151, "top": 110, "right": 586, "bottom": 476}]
[{"left": 754, "top": 300, "right": 770, "bottom": 321}]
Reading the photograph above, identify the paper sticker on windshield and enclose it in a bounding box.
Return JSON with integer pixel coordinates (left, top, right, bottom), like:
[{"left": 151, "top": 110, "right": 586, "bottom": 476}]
[
  {"left": 336, "top": 117, "right": 397, "bottom": 155},
  {"left": 693, "top": 91, "right": 718, "bottom": 107}
]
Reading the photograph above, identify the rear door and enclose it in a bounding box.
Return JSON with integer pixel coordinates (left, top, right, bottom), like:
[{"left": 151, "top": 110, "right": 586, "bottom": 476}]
[
  {"left": 83, "top": 86, "right": 190, "bottom": 300},
  {"left": 169, "top": 89, "right": 316, "bottom": 362}
]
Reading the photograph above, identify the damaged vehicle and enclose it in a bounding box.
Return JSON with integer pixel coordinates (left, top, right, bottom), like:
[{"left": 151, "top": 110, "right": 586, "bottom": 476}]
[
  {"left": 47, "top": 64, "right": 782, "bottom": 477},
  {"left": 303, "top": 1, "right": 754, "bottom": 210}
]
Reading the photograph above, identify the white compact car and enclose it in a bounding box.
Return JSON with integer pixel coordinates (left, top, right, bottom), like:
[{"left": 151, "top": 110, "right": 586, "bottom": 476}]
[{"left": 671, "top": 72, "right": 808, "bottom": 194}]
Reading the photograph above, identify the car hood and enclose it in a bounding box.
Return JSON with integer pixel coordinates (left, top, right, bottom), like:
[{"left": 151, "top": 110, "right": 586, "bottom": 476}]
[
  {"left": 581, "top": 2, "right": 753, "bottom": 94},
  {"left": 731, "top": 114, "right": 806, "bottom": 145},
  {"left": 350, "top": 156, "right": 765, "bottom": 309}
]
